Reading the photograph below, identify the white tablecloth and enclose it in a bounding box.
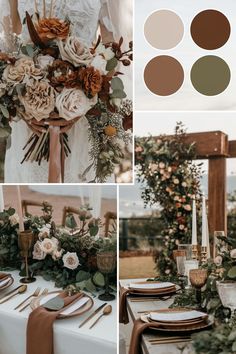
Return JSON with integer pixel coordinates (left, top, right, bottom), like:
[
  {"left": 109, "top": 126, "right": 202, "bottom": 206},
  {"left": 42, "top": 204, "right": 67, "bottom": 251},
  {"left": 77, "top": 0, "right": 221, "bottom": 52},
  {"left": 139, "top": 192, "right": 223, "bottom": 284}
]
[{"left": 0, "top": 271, "right": 117, "bottom": 354}]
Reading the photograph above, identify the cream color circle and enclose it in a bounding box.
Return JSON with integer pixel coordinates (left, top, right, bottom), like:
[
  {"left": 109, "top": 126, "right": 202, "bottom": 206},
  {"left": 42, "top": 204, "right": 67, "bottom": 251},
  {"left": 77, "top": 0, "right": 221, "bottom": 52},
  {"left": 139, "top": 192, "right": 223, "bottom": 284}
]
[{"left": 144, "top": 10, "right": 184, "bottom": 50}]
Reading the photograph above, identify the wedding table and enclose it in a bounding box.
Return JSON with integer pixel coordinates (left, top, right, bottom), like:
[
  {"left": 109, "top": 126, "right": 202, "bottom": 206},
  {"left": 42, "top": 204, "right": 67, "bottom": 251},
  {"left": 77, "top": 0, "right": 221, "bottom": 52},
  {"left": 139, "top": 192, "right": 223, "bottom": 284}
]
[
  {"left": 120, "top": 278, "right": 193, "bottom": 354},
  {"left": 0, "top": 271, "right": 117, "bottom": 354}
]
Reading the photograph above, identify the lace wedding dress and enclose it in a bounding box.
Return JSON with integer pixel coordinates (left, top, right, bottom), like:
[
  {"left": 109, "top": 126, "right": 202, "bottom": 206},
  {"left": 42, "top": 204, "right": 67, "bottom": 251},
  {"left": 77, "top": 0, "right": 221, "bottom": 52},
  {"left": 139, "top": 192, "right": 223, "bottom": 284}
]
[{"left": 2, "top": 0, "right": 118, "bottom": 183}]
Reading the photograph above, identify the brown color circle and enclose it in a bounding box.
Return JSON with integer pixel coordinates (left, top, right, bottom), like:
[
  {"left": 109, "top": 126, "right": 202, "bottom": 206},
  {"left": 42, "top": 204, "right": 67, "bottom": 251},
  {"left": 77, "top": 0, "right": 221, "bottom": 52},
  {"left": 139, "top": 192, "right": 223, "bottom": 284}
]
[
  {"left": 144, "top": 56, "right": 184, "bottom": 96},
  {"left": 191, "top": 10, "right": 230, "bottom": 50}
]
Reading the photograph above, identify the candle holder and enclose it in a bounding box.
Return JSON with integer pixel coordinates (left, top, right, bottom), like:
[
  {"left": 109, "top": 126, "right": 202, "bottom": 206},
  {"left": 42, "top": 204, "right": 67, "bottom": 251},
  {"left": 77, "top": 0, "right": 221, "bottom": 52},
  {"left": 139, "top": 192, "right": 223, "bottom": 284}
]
[
  {"left": 97, "top": 252, "right": 116, "bottom": 301},
  {"left": 201, "top": 246, "right": 208, "bottom": 264},
  {"left": 192, "top": 245, "right": 199, "bottom": 260},
  {"left": 18, "top": 230, "right": 36, "bottom": 283},
  {"left": 189, "top": 269, "right": 208, "bottom": 309}
]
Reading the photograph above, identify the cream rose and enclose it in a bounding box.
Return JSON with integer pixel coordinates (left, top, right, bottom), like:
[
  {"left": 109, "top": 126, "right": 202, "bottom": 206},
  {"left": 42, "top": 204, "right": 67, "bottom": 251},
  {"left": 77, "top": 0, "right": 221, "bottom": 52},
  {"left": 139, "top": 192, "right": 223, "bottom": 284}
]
[
  {"left": 33, "top": 241, "right": 46, "bottom": 260},
  {"left": 62, "top": 252, "right": 80, "bottom": 270},
  {"left": 173, "top": 178, "right": 180, "bottom": 184},
  {"left": 9, "top": 213, "right": 19, "bottom": 226},
  {"left": 58, "top": 36, "right": 93, "bottom": 67},
  {"left": 183, "top": 204, "right": 191, "bottom": 211},
  {"left": 214, "top": 255, "right": 223, "bottom": 266},
  {"left": 19, "top": 80, "right": 55, "bottom": 121},
  {"left": 95, "top": 43, "right": 115, "bottom": 61},
  {"left": 40, "top": 238, "right": 57, "bottom": 254},
  {"left": 37, "top": 55, "right": 55, "bottom": 70},
  {"left": 52, "top": 249, "right": 64, "bottom": 261},
  {"left": 3, "top": 57, "right": 43, "bottom": 84},
  {"left": 230, "top": 249, "right": 236, "bottom": 259},
  {"left": 56, "top": 88, "right": 97, "bottom": 121}
]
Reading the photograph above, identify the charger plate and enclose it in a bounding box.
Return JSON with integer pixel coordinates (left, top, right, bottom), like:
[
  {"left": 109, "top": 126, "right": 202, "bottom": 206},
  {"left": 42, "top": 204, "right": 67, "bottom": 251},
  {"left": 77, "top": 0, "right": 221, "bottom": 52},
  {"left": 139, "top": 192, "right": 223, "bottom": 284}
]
[
  {"left": 126, "top": 285, "right": 180, "bottom": 297},
  {"left": 0, "top": 275, "right": 14, "bottom": 291},
  {"left": 31, "top": 291, "right": 94, "bottom": 319}
]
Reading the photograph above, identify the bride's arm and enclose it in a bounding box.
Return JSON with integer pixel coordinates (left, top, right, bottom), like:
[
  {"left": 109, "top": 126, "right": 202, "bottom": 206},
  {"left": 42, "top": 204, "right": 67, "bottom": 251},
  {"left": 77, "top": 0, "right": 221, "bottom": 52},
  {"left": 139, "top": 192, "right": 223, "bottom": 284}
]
[
  {"left": 8, "top": 0, "right": 21, "bottom": 34},
  {"left": 99, "top": 0, "right": 114, "bottom": 43}
]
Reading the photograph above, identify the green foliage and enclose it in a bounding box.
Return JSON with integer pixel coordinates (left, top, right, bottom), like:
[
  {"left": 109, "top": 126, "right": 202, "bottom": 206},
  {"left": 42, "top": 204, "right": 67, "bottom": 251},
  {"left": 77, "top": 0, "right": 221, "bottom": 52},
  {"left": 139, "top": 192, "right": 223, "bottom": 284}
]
[{"left": 135, "top": 122, "right": 203, "bottom": 275}]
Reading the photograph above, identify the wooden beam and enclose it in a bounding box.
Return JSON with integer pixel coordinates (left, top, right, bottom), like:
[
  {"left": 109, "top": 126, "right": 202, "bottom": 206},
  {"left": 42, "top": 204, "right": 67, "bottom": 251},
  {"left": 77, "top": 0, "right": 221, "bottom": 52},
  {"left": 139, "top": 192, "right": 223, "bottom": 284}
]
[
  {"left": 229, "top": 141, "right": 236, "bottom": 158},
  {"left": 208, "top": 158, "right": 227, "bottom": 235}
]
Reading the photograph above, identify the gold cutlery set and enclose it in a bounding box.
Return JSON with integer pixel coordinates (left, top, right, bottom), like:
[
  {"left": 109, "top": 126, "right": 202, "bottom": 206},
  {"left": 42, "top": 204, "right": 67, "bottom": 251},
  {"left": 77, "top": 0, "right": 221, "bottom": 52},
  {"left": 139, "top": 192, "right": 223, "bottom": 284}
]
[{"left": 79, "top": 303, "right": 112, "bottom": 329}]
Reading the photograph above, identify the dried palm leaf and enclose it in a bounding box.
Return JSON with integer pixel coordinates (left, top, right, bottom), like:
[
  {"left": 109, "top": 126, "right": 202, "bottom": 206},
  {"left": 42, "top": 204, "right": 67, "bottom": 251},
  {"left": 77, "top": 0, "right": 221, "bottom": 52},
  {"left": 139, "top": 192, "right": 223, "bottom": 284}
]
[{"left": 25, "top": 11, "right": 47, "bottom": 48}]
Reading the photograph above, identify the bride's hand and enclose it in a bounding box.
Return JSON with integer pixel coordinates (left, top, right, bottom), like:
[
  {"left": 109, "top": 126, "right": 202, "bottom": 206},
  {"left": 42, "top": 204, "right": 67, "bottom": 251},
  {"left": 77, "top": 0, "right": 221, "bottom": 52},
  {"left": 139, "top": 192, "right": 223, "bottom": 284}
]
[{"left": 26, "top": 117, "right": 80, "bottom": 136}]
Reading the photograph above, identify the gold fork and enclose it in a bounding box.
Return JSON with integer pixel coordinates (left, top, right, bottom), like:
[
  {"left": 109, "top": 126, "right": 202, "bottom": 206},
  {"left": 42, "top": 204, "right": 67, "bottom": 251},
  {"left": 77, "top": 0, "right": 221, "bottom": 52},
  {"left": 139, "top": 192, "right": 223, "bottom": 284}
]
[
  {"left": 19, "top": 288, "right": 49, "bottom": 312},
  {"left": 14, "top": 287, "right": 41, "bottom": 311}
]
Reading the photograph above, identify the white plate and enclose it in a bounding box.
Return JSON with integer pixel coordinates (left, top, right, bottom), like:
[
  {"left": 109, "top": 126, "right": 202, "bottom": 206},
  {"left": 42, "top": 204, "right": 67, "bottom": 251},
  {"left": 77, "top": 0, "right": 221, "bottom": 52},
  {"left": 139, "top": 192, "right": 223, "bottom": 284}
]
[
  {"left": 150, "top": 310, "right": 207, "bottom": 322},
  {"left": 129, "top": 282, "right": 175, "bottom": 290},
  {"left": 0, "top": 277, "right": 12, "bottom": 288}
]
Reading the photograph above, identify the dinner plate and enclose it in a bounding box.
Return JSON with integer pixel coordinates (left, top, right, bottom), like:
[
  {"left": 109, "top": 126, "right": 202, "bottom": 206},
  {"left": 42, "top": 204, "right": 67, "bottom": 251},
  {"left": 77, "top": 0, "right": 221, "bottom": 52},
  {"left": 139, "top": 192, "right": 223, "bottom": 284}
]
[
  {"left": 0, "top": 275, "right": 14, "bottom": 291},
  {"left": 129, "top": 282, "right": 175, "bottom": 290},
  {"left": 127, "top": 285, "right": 179, "bottom": 297},
  {"left": 31, "top": 291, "right": 94, "bottom": 318},
  {"left": 141, "top": 314, "right": 213, "bottom": 333},
  {"left": 149, "top": 309, "right": 208, "bottom": 323}
]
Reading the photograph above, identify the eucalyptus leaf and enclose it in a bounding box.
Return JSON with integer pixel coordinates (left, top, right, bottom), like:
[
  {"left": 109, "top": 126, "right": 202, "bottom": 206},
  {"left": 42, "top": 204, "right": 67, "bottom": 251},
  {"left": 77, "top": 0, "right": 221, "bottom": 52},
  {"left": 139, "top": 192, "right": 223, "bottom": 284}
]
[
  {"left": 232, "top": 341, "right": 236, "bottom": 352},
  {"left": 89, "top": 225, "right": 99, "bottom": 237},
  {"left": 110, "top": 89, "right": 126, "bottom": 99},
  {"left": 85, "top": 278, "right": 96, "bottom": 293},
  {"left": 65, "top": 214, "right": 77, "bottom": 229},
  {"left": 76, "top": 280, "right": 86, "bottom": 290},
  {"left": 76, "top": 270, "right": 90, "bottom": 282},
  {"left": 25, "top": 44, "right": 35, "bottom": 57},
  {"left": 0, "top": 128, "right": 10, "bottom": 138},
  {"left": 43, "top": 296, "right": 64, "bottom": 311},
  {"left": 111, "top": 77, "right": 124, "bottom": 91},
  {"left": 93, "top": 271, "right": 105, "bottom": 287},
  {"left": 0, "top": 105, "right": 9, "bottom": 119},
  {"left": 227, "top": 266, "right": 236, "bottom": 279},
  {"left": 106, "top": 57, "right": 118, "bottom": 71}
]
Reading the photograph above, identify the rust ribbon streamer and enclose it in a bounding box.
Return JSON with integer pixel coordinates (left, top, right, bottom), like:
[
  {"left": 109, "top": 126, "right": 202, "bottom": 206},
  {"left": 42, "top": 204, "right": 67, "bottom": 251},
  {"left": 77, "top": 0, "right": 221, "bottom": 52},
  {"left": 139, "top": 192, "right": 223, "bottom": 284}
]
[{"left": 48, "top": 126, "right": 62, "bottom": 183}]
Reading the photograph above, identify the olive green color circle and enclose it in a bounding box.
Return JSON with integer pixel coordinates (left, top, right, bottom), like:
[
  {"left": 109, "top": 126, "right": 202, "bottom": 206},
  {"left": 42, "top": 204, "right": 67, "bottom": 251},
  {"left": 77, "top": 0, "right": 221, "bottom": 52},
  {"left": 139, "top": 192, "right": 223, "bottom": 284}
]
[{"left": 191, "top": 56, "right": 230, "bottom": 96}]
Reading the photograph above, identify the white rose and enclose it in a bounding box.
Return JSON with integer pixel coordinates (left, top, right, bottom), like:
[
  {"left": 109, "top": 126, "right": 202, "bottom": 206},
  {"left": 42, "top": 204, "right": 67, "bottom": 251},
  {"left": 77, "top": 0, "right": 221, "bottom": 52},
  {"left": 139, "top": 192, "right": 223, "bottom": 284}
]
[
  {"left": 182, "top": 182, "right": 187, "bottom": 187},
  {"left": 173, "top": 178, "right": 179, "bottom": 184},
  {"left": 179, "top": 224, "right": 185, "bottom": 230},
  {"left": 33, "top": 241, "right": 46, "bottom": 260},
  {"left": 91, "top": 55, "right": 107, "bottom": 75},
  {"left": 230, "top": 249, "right": 236, "bottom": 259},
  {"left": 56, "top": 88, "right": 97, "bottom": 120},
  {"left": 37, "top": 55, "right": 54, "bottom": 70},
  {"left": 95, "top": 43, "right": 115, "bottom": 61},
  {"left": 9, "top": 213, "right": 19, "bottom": 226},
  {"left": 63, "top": 252, "right": 80, "bottom": 270},
  {"left": 214, "top": 255, "right": 223, "bottom": 266},
  {"left": 58, "top": 36, "right": 93, "bottom": 67},
  {"left": 159, "top": 162, "right": 165, "bottom": 169},
  {"left": 40, "top": 238, "right": 57, "bottom": 254}
]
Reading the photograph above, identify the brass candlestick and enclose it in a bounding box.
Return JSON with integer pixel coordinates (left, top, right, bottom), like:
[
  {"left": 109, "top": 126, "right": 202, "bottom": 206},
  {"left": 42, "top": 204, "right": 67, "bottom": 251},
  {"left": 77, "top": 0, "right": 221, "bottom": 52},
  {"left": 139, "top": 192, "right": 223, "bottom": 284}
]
[
  {"left": 201, "top": 246, "right": 207, "bottom": 264},
  {"left": 192, "top": 245, "right": 199, "bottom": 260},
  {"left": 18, "top": 230, "right": 36, "bottom": 283}
]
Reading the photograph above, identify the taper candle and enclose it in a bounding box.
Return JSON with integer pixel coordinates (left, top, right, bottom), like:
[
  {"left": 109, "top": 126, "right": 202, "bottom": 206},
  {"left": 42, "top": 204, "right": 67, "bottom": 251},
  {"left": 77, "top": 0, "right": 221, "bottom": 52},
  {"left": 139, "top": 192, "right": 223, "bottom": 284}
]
[
  {"left": 201, "top": 195, "right": 207, "bottom": 247},
  {"left": 191, "top": 200, "right": 197, "bottom": 245},
  {"left": 0, "top": 186, "right": 4, "bottom": 212},
  {"left": 16, "top": 186, "right": 24, "bottom": 231}
]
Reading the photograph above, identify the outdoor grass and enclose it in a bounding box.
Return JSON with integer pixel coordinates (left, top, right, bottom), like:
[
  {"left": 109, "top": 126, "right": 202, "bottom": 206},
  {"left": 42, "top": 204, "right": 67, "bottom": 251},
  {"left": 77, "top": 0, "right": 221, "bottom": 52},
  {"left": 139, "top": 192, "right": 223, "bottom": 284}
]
[{"left": 119, "top": 256, "right": 157, "bottom": 279}]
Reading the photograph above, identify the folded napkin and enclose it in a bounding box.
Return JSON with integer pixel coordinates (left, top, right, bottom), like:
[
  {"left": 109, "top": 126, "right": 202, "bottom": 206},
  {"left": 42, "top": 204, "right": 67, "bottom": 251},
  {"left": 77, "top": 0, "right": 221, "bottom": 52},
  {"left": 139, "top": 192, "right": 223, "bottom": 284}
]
[
  {"left": 129, "top": 318, "right": 164, "bottom": 354},
  {"left": 27, "top": 292, "right": 83, "bottom": 354},
  {"left": 119, "top": 287, "right": 131, "bottom": 324}
]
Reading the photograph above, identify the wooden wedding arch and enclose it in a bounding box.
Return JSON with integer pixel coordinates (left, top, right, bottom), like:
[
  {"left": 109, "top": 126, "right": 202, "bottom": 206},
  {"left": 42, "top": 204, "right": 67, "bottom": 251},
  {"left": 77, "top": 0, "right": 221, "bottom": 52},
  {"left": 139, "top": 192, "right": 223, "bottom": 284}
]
[{"left": 154, "top": 130, "right": 236, "bottom": 235}]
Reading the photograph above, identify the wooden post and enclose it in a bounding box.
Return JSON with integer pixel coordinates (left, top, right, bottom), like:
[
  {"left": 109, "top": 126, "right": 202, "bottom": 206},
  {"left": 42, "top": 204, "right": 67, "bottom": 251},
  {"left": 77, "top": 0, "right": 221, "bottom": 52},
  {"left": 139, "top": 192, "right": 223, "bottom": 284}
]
[{"left": 208, "top": 157, "right": 227, "bottom": 235}]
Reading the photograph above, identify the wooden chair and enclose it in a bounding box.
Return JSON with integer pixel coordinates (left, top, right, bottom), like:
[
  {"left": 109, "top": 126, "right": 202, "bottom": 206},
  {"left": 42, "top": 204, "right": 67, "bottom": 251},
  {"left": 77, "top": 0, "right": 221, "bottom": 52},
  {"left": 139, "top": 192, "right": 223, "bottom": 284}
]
[
  {"left": 21, "top": 199, "right": 52, "bottom": 216},
  {"left": 104, "top": 211, "right": 117, "bottom": 237},
  {"left": 61, "top": 206, "right": 81, "bottom": 227}
]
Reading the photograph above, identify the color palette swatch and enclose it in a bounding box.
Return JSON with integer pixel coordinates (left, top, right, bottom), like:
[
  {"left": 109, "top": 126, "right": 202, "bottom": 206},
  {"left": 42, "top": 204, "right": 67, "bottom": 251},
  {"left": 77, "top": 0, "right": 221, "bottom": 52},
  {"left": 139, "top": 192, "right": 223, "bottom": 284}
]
[{"left": 143, "top": 8, "right": 231, "bottom": 97}]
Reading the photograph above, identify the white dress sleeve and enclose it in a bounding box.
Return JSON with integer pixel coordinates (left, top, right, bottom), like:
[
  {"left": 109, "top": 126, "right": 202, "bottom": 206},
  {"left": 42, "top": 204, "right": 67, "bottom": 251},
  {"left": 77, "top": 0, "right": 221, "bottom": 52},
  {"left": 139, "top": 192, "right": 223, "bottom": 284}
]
[{"left": 0, "top": 0, "right": 13, "bottom": 52}]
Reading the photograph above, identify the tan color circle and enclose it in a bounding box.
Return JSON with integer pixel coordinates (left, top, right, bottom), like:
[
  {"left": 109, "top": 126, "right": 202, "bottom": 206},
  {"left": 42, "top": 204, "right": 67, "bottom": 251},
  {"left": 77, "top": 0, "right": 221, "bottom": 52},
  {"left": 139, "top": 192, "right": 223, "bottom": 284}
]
[
  {"left": 144, "top": 10, "right": 184, "bottom": 50},
  {"left": 144, "top": 56, "right": 184, "bottom": 96}
]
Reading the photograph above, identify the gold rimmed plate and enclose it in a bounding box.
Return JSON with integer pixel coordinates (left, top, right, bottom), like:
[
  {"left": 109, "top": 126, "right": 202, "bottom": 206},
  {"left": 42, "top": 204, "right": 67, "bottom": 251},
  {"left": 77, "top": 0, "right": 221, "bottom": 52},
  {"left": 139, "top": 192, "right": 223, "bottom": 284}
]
[
  {"left": 31, "top": 291, "right": 94, "bottom": 319},
  {"left": 0, "top": 275, "right": 14, "bottom": 291},
  {"left": 127, "top": 285, "right": 179, "bottom": 297}
]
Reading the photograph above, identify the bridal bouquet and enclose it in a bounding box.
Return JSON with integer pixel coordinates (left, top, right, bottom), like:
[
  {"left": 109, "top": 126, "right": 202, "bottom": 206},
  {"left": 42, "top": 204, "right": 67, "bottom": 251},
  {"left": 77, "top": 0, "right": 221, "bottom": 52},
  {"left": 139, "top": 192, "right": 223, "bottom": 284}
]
[{"left": 0, "top": 4, "right": 133, "bottom": 182}]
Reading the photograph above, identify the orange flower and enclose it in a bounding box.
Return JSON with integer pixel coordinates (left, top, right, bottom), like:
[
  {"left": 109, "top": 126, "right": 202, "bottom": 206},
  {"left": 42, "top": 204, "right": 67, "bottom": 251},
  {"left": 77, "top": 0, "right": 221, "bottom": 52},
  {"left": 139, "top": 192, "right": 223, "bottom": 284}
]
[
  {"left": 104, "top": 125, "right": 117, "bottom": 137},
  {"left": 36, "top": 18, "right": 70, "bottom": 42},
  {"left": 79, "top": 67, "right": 102, "bottom": 98}
]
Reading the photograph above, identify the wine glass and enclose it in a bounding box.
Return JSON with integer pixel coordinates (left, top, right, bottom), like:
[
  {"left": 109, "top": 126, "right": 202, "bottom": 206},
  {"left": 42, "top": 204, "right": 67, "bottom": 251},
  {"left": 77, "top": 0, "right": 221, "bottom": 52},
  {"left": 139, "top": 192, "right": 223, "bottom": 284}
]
[
  {"left": 18, "top": 230, "right": 36, "bottom": 283},
  {"left": 189, "top": 269, "right": 208, "bottom": 309},
  {"left": 97, "top": 252, "right": 116, "bottom": 301},
  {"left": 217, "top": 281, "right": 236, "bottom": 320}
]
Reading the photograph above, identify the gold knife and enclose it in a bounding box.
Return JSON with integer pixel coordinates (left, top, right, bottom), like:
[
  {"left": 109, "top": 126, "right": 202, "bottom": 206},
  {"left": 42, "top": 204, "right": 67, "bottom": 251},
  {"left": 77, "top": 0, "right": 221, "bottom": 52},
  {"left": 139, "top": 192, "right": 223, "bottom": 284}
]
[{"left": 79, "top": 302, "right": 107, "bottom": 328}]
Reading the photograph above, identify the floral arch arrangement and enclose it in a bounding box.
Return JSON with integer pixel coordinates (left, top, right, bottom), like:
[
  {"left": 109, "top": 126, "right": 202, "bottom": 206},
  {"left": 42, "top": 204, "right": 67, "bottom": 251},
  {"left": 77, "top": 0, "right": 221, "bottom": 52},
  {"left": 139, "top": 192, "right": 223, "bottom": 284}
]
[{"left": 135, "top": 123, "right": 203, "bottom": 276}]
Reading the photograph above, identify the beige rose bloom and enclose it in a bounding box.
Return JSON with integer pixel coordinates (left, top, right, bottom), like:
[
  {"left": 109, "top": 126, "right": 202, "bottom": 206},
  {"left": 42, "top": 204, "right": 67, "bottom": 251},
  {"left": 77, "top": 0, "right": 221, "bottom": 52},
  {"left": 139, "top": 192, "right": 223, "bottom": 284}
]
[
  {"left": 56, "top": 88, "right": 97, "bottom": 121},
  {"left": 19, "top": 80, "right": 55, "bottom": 121},
  {"left": 33, "top": 241, "right": 46, "bottom": 260},
  {"left": 3, "top": 57, "right": 43, "bottom": 84},
  {"left": 40, "top": 238, "right": 57, "bottom": 254},
  {"left": 62, "top": 252, "right": 80, "bottom": 270},
  {"left": 58, "top": 36, "right": 93, "bottom": 67},
  {"left": 9, "top": 213, "right": 19, "bottom": 226}
]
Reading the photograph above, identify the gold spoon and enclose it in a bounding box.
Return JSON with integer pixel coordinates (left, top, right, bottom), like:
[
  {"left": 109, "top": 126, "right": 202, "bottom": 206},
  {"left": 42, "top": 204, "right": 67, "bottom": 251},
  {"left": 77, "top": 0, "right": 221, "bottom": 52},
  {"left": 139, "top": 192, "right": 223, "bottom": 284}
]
[
  {"left": 0, "top": 285, "right": 27, "bottom": 304},
  {"left": 89, "top": 305, "right": 112, "bottom": 329}
]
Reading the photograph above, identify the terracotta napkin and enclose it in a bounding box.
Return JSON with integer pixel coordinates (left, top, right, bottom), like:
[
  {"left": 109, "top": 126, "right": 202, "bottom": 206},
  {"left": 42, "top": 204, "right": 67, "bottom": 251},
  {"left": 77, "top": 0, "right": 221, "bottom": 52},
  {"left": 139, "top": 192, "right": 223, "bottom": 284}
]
[
  {"left": 27, "top": 292, "right": 83, "bottom": 354},
  {"left": 129, "top": 318, "right": 162, "bottom": 354},
  {"left": 0, "top": 273, "right": 8, "bottom": 280}
]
